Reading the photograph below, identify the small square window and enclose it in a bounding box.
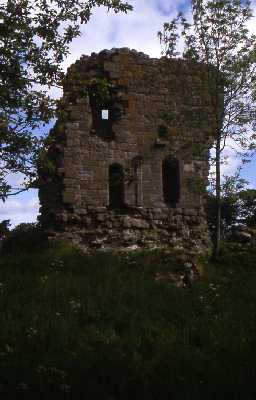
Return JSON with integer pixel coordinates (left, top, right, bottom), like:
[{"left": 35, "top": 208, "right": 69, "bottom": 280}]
[{"left": 101, "top": 109, "right": 109, "bottom": 120}]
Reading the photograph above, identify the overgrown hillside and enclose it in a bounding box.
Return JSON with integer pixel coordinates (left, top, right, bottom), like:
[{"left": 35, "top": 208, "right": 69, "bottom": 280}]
[{"left": 0, "top": 243, "right": 256, "bottom": 399}]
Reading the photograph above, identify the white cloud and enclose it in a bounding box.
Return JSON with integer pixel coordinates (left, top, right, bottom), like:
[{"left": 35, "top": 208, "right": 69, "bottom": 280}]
[
  {"left": 220, "top": 154, "right": 241, "bottom": 177},
  {"left": 0, "top": 198, "right": 38, "bottom": 214},
  {"left": 7, "top": 173, "right": 27, "bottom": 188},
  {"left": 62, "top": 0, "right": 188, "bottom": 71},
  {"left": 0, "top": 191, "right": 39, "bottom": 227},
  {"left": 9, "top": 0, "right": 190, "bottom": 70}
]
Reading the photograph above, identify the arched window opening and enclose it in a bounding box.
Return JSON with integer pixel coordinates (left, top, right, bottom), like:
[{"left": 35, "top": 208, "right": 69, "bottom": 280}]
[
  {"left": 162, "top": 157, "right": 180, "bottom": 206},
  {"left": 109, "top": 163, "right": 125, "bottom": 209}
]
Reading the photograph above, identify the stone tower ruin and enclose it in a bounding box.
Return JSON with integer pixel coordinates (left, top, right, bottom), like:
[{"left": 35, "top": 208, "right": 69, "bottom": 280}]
[{"left": 39, "top": 48, "right": 218, "bottom": 253}]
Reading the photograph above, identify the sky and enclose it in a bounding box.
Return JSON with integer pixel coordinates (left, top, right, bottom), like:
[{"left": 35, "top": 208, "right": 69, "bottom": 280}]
[{"left": 0, "top": 0, "right": 256, "bottom": 227}]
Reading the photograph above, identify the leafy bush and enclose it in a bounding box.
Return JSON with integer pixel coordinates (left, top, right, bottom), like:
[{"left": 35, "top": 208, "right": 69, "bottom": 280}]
[
  {"left": 0, "top": 219, "right": 11, "bottom": 239},
  {"left": 1, "top": 223, "right": 48, "bottom": 255}
]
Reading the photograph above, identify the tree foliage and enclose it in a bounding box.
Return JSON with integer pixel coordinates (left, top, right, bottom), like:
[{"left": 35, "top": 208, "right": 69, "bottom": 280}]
[
  {"left": 207, "top": 168, "right": 248, "bottom": 234},
  {"left": 238, "top": 188, "right": 256, "bottom": 227},
  {"left": 159, "top": 0, "right": 256, "bottom": 258},
  {"left": 0, "top": 0, "right": 132, "bottom": 199},
  {"left": 0, "top": 218, "right": 10, "bottom": 239},
  {"left": 207, "top": 187, "right": 256, "bottom": 233}
]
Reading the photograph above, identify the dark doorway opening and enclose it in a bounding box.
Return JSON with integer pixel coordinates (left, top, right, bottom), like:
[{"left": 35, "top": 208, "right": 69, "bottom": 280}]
[
  {"left": 109, "top": 163, "right": 125, "bottom": 209},
  {"left": 162, "top": 157, "right": 180, "bottom": 206}
]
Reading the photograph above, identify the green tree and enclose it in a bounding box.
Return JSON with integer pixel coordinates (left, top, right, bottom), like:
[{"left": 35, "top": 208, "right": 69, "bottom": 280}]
[
  {"left": 238, "top": 188, "right": 256, "bottom": 227},
  {"left": 206, "top": 168, "right": 248, "bottom": 236},
  {"left": 207, "top": 183, "right": 256, "bottom": 235},
  {"left": 0, "top": 0, "right": 132, "bottom": 199},
  {"left": 159, "top": 0, "right": 256, "bottom": 259},
  {"left": 0, "top": 219, "right": 10, "bottom": 239}
]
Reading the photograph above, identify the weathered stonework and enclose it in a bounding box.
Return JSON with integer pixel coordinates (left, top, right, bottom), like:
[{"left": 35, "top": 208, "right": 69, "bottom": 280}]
[{"left": 39, "top": 48, "right": 218, "bottom": 254}]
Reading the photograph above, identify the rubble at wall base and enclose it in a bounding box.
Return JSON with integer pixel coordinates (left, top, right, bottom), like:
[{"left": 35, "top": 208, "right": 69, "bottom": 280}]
[{"left": 43, "top": 206, "right": 212, "bottom": 256}]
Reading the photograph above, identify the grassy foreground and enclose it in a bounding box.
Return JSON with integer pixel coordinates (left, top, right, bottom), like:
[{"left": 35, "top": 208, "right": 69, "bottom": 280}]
[{"left": 0, "top": 243, "right": 256, "bottom": 399}]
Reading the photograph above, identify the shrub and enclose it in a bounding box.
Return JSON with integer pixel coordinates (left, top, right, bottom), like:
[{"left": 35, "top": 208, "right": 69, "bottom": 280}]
[{"left": 1, "top": 223, "right": 48, "bottom": 255}]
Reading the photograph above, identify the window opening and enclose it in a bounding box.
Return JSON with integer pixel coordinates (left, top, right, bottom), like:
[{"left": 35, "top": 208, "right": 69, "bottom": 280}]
[
  {"left": 162, "top": 157, "right": 180, "bottom": 206},
  {"left": 89, "top": 88, "right": 114, "bottom": 140},
  {"left": 158, "top": 125, "right": 168, "bottom": 140},
  {"left": 101, "top": 109, "right": 109, "bottom": 120},
  {"left": 109, "top": 163, "right": 125, "bottom": 209}
]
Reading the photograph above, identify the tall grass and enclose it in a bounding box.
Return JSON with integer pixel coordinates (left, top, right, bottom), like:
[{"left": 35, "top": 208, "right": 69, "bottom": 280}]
[{"left": 0, "top": 243, "right": 256, "bottom": 399}]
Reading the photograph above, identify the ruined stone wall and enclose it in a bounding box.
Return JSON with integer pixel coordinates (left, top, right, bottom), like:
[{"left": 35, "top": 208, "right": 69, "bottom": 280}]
[{"left": 39, "top": 48, "right": 217, "bottom": 254}]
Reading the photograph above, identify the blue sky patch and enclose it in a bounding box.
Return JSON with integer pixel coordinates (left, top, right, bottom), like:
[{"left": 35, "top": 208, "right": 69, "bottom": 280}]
[{"left": 154, "top": 0, "right": 189, "bottom": 16}]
